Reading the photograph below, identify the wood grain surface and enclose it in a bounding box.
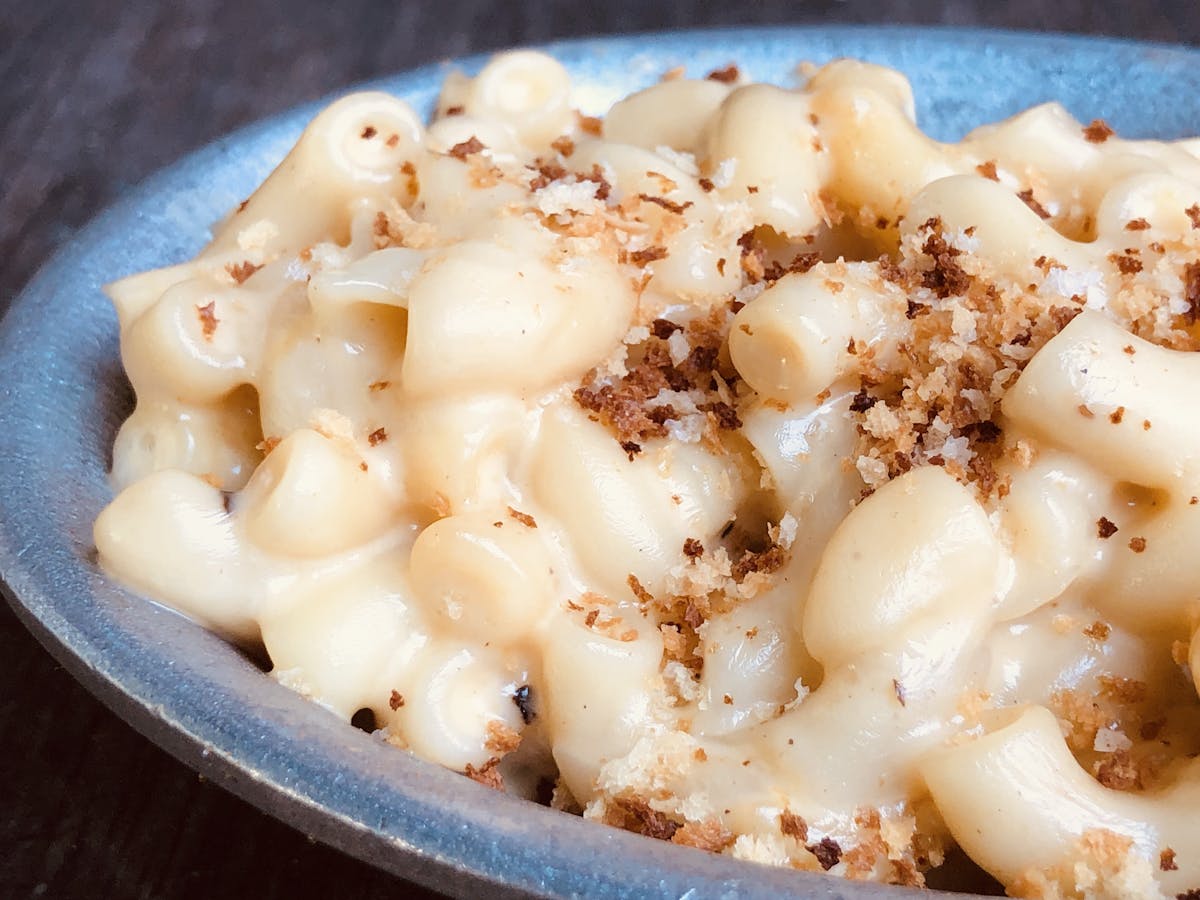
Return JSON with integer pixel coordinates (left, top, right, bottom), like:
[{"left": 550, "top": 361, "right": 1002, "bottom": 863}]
[{"left": 2, "top": 2, "right": 1197, "bottom": 897}]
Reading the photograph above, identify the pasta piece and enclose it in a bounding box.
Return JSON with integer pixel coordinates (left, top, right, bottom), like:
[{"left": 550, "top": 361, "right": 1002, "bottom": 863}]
[
  {"left": 992, "top": 452, "right": 1107, "bottom": 621},
  {"left": 120, "top": 277, "right": 270, "bottom": 405},
  {"left": 238, "top": 428, "right": 397, "bottom": 558},
  {"left": 1004, "top": 312, "right": 1200, "bottom": 487},
  {"left": 401, "top": 218, "right": 635, "bottom": 398},
  {"left": 540, "top": 613, "right": 664, "bottom": 802},
  {"left": 209, "top": 92, "right": 424, "bottom": 255},
  {"left": 701, "top": 84, "right": 827, "bottom": 237},
  {"left": 398, "top": 394, "right": 528, "bottom": 515},
  {"left": 803, "top": 466, "right": 1003, "bottom": 668},
  {"left": 400, "top": 644, "right": 527, "bottom": 771},
  {"left": 603, "top": 77, "right": 732, "bottom": 154},
  {"left": 260, "top": 556, "right": 427, "bottom": 720},
  {"left": 923, "top": 706, "right": 1200, "bottom": 897},
  {"left": 532, "top": 405, "right": 744, "bottom": 598},
  {"left": 409, "top": 511, "right": 554, "bottom": 645},
  {"left": 456, "top": 50, "right": 573, "bottom": 148},
  {"left": 729, "top": 264, "right": 910, "bottom": 404},
  {"left": 94, "top": 470, "right": 257, "bottom": 642},
  {"left": 111, "top": 387, "right": 263, "bottom": 492}
]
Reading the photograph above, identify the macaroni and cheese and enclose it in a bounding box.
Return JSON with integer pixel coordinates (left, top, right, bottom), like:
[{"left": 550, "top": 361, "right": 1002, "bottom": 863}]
[{"left": 94, "top": 50, "right": 1200, "bottom": 896}]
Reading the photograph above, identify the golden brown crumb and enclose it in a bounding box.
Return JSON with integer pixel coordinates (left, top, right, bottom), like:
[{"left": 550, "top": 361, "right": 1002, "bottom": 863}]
[
  {"left": 975, "top": 160, "right": 999, "bottom": 181},
  {"left": 1184, "top": 261, "right": 1200, "bottom": 323},
  {"left": 1083, "top": 621, "right": 1111, "bottom": 641},
  {"left": 807, "top": 837, "right": 843, "bottom": 871},
  {"left": 730, "top": 545, "right": 787, "bottom": 583},
  {"left": 368, "top": 379, "right": 391, "bottom": 392},
  {"left": 226, "top": 260, "right": 262, "bottom": 284},
  {"left": 1160, "top": 848, "right": 1178, "bottom": 871},
  {"left": 578, "top": 113, "right": 602, "bottom": 136},
  {"left": 672, "top": 819, "right": 734, "bottom": 852},
  {"left": 1082, "top": 119, "right": 1115, "bottom": 143},
  {"left": 627, "top": 574, "right": 653, "bottom": 605},
  {"left": 464, "top": 757, "right": 504, "bottom": 791},
  {"left": 1097, "top": 517, "right": 1119, "bottom": 539},
  {"left": 1109, "top": 250, "right": 1143, "bottom": 275},
  {"left": 608, "top": 797, "right": 679, "bottom": 841},
  {"left": 1128, "top": 536, "right": 1147, "bottom": 553},
  {"left": 1094, "top": 748, "right": 1141, "bottom": 791},
  {"left": 196, "top": 301, "right": 219, "bottom": 340},
  {"left": 389, "top": 689, "right": 405, "bottom": 710},
  {"left": 256, "top": 436, "right": 281, "bottom": 455},
  {"left": 550, "top": 135, "right": 576, "bottom": 156},
  {"left": 638, "top": 193, "right": 693, "bottom": 215},
  {"left": 1017, "top": 188, "right": 1051, "bottom": 219},
  {"left": 780, "top": 810, "right": 809, "bottom": 841},
  {"left": 1124, "top": 218, "right": 1151, "bottom": 231},
  {"left": 625, "top": 245, "right": 668, "bottom": 266},
  {"left": 484, "top": 720, "right": 522, "bottom": 754},
  {"left": 706, "top": 63, "right": 740, "bottom": 83},
  {"left": 1098, "top": 675, "right": 1147, "bottom": 704},
  {"left": 367, "top": 427, "right": 387, "bottom": 446},
  {"left": 448, "top": 136, "right": 485, "bottom": 159},
  {"left": 507, "top": 506, "right": 537, "bottom": 528}
]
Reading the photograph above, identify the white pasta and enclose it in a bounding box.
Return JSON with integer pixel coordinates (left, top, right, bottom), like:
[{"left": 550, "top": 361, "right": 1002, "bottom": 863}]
[{"left": 95, "top": 49, "right": 1200, "bottom": 896}]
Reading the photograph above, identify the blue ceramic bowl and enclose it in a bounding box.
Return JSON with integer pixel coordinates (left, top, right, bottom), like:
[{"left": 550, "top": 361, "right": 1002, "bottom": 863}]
[{"left": 4, "top": 26, "right": 1200, "bottom": 899}]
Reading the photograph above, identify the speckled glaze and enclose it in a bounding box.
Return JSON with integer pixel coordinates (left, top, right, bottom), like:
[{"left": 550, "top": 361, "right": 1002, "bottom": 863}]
[{"left": 4, "top": 26, "right": 1200, "bottom": 899}]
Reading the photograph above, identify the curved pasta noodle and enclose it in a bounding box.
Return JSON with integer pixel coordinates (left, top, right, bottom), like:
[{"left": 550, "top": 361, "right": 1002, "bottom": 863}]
[
  {"left": 923, "top": 706, "right": 1200, "bottom": 896},
  {"left": 111, "top": 387, "right": 263, "bottom": 492},
  {"left": 454, "top": 50, "right": 573, "bottom": 148},
  {"left": 401, "top": 218, "right": 635, "bottom": 398},
  {"left": 991, "top": 452, "right": 1107, "bottom": 621},
  {"left": 540, "top": 613, "right": 664, "bottom": 801},
  {"left": 95, "top": 469, "right": 257, "bottom": 642},
  {"left": 409, "top": 511, "right": 554, "bottom": 646},
  {"left": 729, "top": 264, "right": 910, "bottom": 404},
  {"left": 209, "top": 92, "right": 424, "bottom": 256},
  {"left": 1005, "top": 312, "right": 1200, "bottom": 486},
  {"left": 603, "top": 77, "right": 732, "bottom": 154},
  {"left": 702, "top": 83, "right": 828, "bottom": 237},
  {"left": 238, "top": 428, "right": 397, "bottom": 558},
  {"left": 803, "top": 466, "right": 1003, "bottom": 668},
  {"left": 260, "top": 556, "right": 428, "bottom": 720},
  {"left": 532, "top": 405, "right": 745, "bottom": 598}
]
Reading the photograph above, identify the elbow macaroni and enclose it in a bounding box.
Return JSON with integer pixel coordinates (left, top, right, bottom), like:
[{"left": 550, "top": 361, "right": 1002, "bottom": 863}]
[{"left": 94, "top": 51, "right": 1200, "bottom": 896}]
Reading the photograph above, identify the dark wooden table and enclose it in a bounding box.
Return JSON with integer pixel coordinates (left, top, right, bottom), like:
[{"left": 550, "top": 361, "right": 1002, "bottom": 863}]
[{"left": 2, "top": 2, "right": 1197, "bottom": 896}]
